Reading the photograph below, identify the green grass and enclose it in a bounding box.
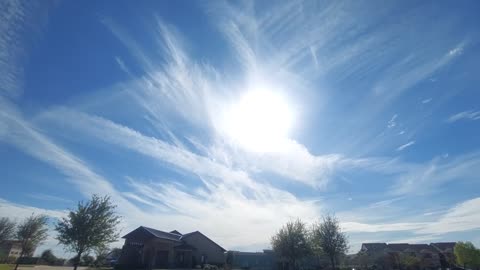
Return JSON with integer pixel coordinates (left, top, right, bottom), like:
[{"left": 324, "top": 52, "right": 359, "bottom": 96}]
[{"left": 0, "top": 264, "right": 13, "bottom": 270}]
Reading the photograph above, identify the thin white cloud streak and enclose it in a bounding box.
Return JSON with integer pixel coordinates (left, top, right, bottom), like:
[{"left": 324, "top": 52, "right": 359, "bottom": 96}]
[
  {"left": 0, "top": 0, "right": 51, "bottom": 99},
  {"left": 392, "top": 153, "right": 480, "bottom": 195},
  {"left": 397, "top": 141, "right": 415, "bottom": 151},
  {"left": 99, "top": 18, "right": 339, "bottom": 188},
  {"left": 422, "top": 98, "right": 432, "bottom": 104},
  {"left": 342, "top": 222, "right": 428, "bottom": 233},
  {"left": 341, "top": 196, "right": 480, "bottom": 237},
  {"left": 418, "top": 197, "right": 480, "bottom": 235},
  {"left": 99, "top": 16, "right": 435, "bottom": 189},
  {"left": 210, "top": 1, "right": 468, "bottom": 161},
  {"left": 388, "top": 114, "right": 398, "bottom": 128},
  {"left": 0, "top": 198, "right": 66, "bottom": 221},
  {"left": 26, "top": 193, "right": 73, "bottom": 204},
  {"left": 0, "top": 99, "right": 148, "bottom": 230},
  {"left": 4, "top": 102, "right": 324, "bottom": 250},
  {"left": 0, "top": 0, "right": 28, "bottom": 99},
  {"left": 447, "top": 110, "right": 480, "bottom": 123}
]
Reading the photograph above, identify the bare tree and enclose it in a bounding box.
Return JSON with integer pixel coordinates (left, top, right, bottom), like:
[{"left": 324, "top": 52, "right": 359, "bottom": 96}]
[
  {"left": 271, "top": 219, "right": 311, "bottom": 270},
  {"left": 14, "top": 215, "right": 49, "bottom": 270},
  {"left": 55, "top": 195, "right": 121, "bottom": 270},
  {"left": 0, "top": 217, "right": 16, "bottom": 243},
  {"left": 310, "top": 214, "right": 348, "bottom": 270}
]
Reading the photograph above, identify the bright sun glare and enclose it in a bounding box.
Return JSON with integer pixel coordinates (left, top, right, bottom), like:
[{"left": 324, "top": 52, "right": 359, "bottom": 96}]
[{"left": 224, "top": 89, "right": 293, "bottom": 153}]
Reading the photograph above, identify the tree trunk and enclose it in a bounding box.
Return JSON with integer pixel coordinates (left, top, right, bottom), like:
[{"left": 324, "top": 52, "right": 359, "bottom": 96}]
[
  {"left": 14, "top": 249, "right": 25, "bottom": 270},
  {"left": 330, "top": 256, "right": 335, "bottom": 270},
  {"left": 73, "top": 251, "right": 83, "bottom": 270}
]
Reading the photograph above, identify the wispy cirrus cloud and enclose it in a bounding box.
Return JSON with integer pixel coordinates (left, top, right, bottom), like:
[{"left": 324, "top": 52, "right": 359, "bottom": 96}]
[
  {"left": 397, "top": 141, "right": 415, "bottom": 151},
  {"left": 447, "top": 110, "right": 480, "bottom": 123},
  {"left": 2, "top": 100, "right": 323, "bottom": 251},
  {"left": 391, "top": 152, "right": 480, "bottom": 195},
  {"left": 0, "top": 0, "right": 52, "bottom": 99},
  {"left": 26, "top": 193, "right": 73, "bottom": 204}
]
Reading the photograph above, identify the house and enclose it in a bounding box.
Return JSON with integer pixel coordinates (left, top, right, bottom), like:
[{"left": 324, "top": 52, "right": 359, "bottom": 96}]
[
  {"left": 357, "top": 242, "right": 457, "bottom": 269},
  {"left": 226, "top": 250, "right": 276, "bottom": 270},
  {"left": 431, "top": 242, "right": 456, "bottom": 268},
  {"left": 0, "top": 240, "right": 32, "bottom": 259},
  {"left": 117, "top": 226, "right": 226, "bottom": 269}
]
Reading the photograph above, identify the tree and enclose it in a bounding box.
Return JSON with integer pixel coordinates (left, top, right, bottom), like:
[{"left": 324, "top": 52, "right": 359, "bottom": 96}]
[
  {"left": 55, "top": 195, "right": 121, "bottom": 270},
  {"left": 93, "top": 245, "right": 110, "bottom": 267},
  {"left": 109, "top": 247, "right": 122, "bottom": 260},
  {"left": 14, "top": 214, "right": 49, "bottom": 270},
  {"left": 0, "top": 217, "right": 16, "bottom": 243},
  {"left": 271, "top": 219, "right": 311, "bottom": 270},
  {"left": 310, "top": 214, "right": 348, "bottom": 270},
  {"left": 454, "top": 242, "right": 480, "bottom": 269},
  {"left": 81, "top": 254, "right": 95, "bottom": 266},
  {"left": 41, "top": 249, "right": 57, "bottom": 265},
  {"left": 398, "top": 253, "right": 420, "bottom": 270}
]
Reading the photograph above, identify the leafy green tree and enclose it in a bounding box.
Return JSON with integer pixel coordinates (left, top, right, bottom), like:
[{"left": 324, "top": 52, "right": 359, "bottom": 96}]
[
  {"left": 398, "top": 253, "right": 420, "bottom": 270},
  {"left": 454, "top": 242, "right": 480, "bottom": 269},
  {"left": 55, "top": 195, "right": 121, "bottom": 270},
  {"left": 14, "top": 215, "right": 49, "bottom": 270},
  {"left": 109, "top": 247, "right": 122, "bottom": 260},
  {"left": 81, "top": 254, "right": 95, "bottom": 266},
  {"left": 41, "top": 249, "right": 57, "bottom": 265},
  {"left": 271, "top": 219, "right": 311, "bottom": 270},
  {"left": 310, "top": 214, "right": 348, "bottom": 270},
  {"left": 93, "top": 245, "right": 110, "bottom": 267},
  {"left": 0, "top": 217, "right": 16, "bottom": 243}
]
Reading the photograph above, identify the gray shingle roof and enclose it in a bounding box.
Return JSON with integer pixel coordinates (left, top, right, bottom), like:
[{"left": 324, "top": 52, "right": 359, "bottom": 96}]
[
  {"left": 431, "top": 242, "right": 456, "bottom": 252},
  {"left": 142, "top": 226, "right": 182, "bottom": 242},
  {"left": 386, "top": 243, "right": 410, "bottom": 252},
  {"left": 362, "top": 243, "right": 388, "bottom": 252},
  {"left": 122, "top": 226, "right": 225, "bottom": 251}
]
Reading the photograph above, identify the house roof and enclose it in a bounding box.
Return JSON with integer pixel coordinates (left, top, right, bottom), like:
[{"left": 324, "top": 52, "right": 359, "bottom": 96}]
[
  {"left": 386, "top": 243, "right": 411, "bottom": 252},
  {"left": 122, "top": 226, "right": 182, "bottom": 242},
  {"left": 180, "top": 231, "right": 226, "bottom": 252},
  {"left": 431, "top": 242, "right": 456, "bottom": 252},
  {"left": 408, "top": 244, "right": 437, "bottom": 253},
  {"left": 122, "top": 227, "right": 226, "bottom": 251},
  {"left": 362, "top": 243, "right": 388, "bottom": 252}
]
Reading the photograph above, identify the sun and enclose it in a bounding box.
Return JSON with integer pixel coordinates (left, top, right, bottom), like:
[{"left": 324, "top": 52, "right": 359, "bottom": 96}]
[{"left": 223, "top": 88, "right": 294, "bottom": 153}]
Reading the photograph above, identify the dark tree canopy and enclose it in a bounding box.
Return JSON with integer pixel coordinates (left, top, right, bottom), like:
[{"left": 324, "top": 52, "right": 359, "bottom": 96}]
[
  {"left": 41, "top": 249, "right": 58, "bottom": 265},
  {"left": 0, "top": 217, "right": 16, "bottom": 243},
  {"left": 14, "top": 214, "right": 49, "bottom": 270},
  {"left": 271, "top": 219, "right": 311, "bottom": 270},
  {"left": 55, "top": 195, "right": 121, "bottom": 270},
  {"left": 310, "top": 214, "right": 348, "bottom": 270}
]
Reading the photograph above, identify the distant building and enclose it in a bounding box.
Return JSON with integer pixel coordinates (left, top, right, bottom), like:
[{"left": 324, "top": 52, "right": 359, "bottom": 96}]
[
  {"left": 356, "top": 242, "right": 457, "bottom": 269},
  {"left": 117, "top": 226, "right": 226, "bottom": 269},
  {"left": 0, "top": 240, "right": 33, "bottom": 259},
  {"left": 226, "top": 250, "right": 276, "bottom": 270}
]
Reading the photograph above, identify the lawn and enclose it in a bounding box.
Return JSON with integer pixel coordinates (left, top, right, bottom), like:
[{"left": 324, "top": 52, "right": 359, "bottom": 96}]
[{"left": 0, "top": 265, "right": 12, "bottom": 270}]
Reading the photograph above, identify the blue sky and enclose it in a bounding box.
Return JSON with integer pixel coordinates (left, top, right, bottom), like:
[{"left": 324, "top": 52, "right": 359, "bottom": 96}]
[{"left": 1, "top": 0, "right": 480, "bottom": 257}]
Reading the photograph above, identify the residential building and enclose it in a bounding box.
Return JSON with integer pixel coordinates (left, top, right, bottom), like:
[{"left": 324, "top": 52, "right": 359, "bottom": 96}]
[
  {"left": 226, "top": 250, "right": 276, "bottom": 270},
  {"left": 0, "top": 240, "right": 33, "bottom": 259},
  {"left": 356, "top": 242, "right": 457, "bottom": 269},
  {"left": 117, "top": 226, "right": 226, "bottom": 269}
]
